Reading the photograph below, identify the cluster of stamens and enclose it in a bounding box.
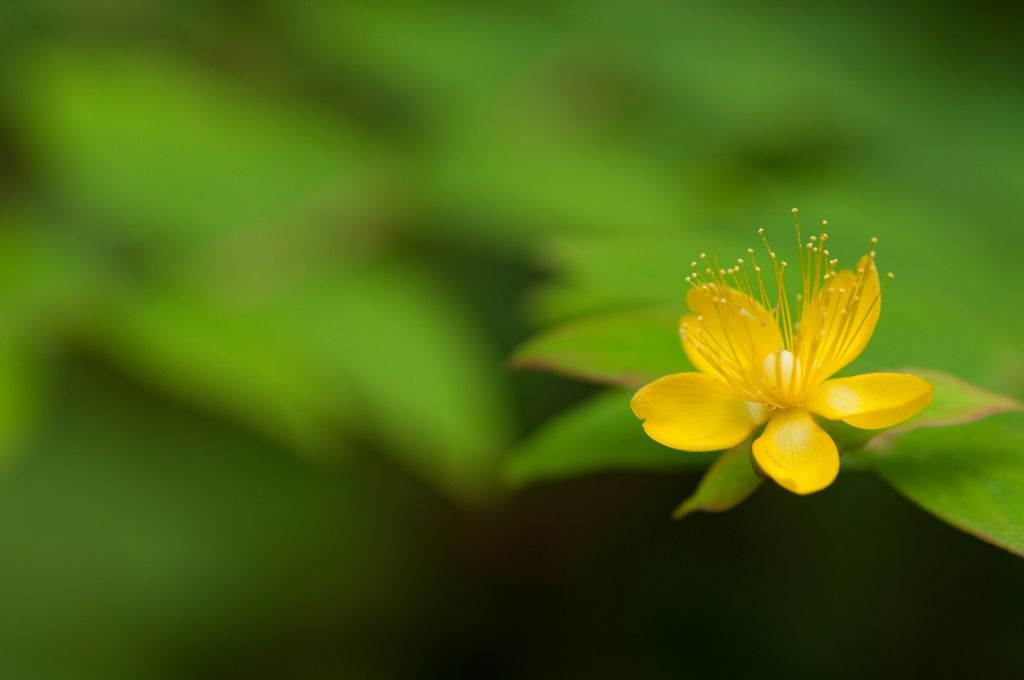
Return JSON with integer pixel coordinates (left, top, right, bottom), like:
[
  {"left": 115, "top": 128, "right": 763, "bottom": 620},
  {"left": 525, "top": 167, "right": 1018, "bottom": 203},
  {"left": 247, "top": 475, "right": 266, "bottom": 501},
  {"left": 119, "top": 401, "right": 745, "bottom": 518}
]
[{"left": 680, "top": 209, "right": 892, "bottom": 409}]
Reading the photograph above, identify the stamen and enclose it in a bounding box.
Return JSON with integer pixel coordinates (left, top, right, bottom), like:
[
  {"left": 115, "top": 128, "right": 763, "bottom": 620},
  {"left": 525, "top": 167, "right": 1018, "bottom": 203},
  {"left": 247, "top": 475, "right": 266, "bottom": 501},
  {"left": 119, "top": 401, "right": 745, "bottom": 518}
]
[
  {"left": 682, "top": 217, "right": 889, "bottom": 407},
  {"left": 882, "top": 272, "right": 894, "bottom": 292}
]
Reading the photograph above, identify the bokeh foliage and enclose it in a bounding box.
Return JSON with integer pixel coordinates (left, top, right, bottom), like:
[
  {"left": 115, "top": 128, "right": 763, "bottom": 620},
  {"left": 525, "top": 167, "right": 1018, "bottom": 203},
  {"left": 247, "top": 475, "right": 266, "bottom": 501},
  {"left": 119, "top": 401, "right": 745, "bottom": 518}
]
[{"left": 1, "top": 0, "right": 1024, "bottom": 677}]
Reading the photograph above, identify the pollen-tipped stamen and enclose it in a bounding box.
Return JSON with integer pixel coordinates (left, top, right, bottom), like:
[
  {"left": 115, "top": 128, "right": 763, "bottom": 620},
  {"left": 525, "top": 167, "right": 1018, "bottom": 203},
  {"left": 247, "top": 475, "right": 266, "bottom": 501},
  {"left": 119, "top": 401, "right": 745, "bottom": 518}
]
[{"left": 683, "top": 216, "right": 886, "bottom": 407}]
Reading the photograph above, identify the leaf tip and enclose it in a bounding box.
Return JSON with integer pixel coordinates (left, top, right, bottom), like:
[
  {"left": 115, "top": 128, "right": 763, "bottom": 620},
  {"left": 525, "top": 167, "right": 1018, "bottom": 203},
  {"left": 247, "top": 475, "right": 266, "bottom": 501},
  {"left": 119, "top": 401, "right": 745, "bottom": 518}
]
[{"left": 672, "top": 501, "right": 695, "bottom": 520}]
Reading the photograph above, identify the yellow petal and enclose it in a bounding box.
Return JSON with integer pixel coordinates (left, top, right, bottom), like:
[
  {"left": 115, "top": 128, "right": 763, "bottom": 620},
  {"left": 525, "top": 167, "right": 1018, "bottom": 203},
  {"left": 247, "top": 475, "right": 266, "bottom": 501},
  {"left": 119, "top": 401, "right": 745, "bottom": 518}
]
[
  {"left": 680, "top": 314, "right": 718, "bottom": 376},
  {"left": 803, "top": 372, "right": 934, "bottom": 429},
  {"left": 681, "top": 285, "right": 783, "bottom": 379},
  {"left": 752, "top": 407, "right": 839, "bottom": 495},
  {"left": 799, "top": 255, "right": 880, "bottom": 381},
  {"left": 631, "top": 373, "right": 769, "bottom": 452}
]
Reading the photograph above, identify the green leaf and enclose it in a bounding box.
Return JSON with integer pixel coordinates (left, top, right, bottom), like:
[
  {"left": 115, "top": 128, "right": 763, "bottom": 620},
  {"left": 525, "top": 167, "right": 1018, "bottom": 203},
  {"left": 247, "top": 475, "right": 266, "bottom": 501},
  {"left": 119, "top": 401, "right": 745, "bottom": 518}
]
[
  {"left": 865, "top": 418, "right": 1024, "bottom": 558},
  {"left": 93, "top": 282, "right": 336, "bottom": 457},
  {"left": 877, "top": 367, "right": 1021, "bottom": 434},
  {"left": 93, "top": 256, "right": 513, "bottom": 503},
  {"left": 673, "top": 441, "right": 763, "bottom": 519},
  {"left": 22, "top": 42, "right": 366, "bottom": 247},
  {"left": 843, "top": 368, "right": 1022, "bottom": 452},
  {"left": 281, "top": 260, "right": 514, "bottom": 502},
  {"left": 510, "top": 307, "right": 690, "bottom": 389},
  {"left": 291, "top": 0, "right": 553, "bottom": 102},
  {"left": 0, "top": 217, "right": 101, "bottom": 472},
  {"left": 0, "top": 340, "right": 44, "bottom": 471},
  {"left": 506, "top": 389, "right": 715, "bottom": 487}
]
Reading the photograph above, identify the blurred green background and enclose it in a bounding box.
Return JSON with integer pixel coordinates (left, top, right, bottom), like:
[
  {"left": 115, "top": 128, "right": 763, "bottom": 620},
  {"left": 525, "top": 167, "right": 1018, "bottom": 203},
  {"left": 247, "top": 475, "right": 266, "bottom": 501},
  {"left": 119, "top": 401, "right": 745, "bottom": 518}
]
[{"left": 1, "top": 0, "right": 1023, "bottom": 677}]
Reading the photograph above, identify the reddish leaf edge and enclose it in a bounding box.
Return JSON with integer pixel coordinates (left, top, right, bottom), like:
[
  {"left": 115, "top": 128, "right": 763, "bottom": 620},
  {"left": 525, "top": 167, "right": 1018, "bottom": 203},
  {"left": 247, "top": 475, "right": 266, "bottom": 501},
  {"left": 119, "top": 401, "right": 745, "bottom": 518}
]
[{"left": 864, "top": 367, "right": 1023, "bottom": 452}]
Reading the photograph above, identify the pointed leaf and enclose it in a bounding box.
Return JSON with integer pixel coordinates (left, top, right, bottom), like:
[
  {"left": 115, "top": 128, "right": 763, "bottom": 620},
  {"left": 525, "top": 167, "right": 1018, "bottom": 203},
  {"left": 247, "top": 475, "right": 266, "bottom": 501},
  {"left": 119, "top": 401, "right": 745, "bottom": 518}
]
[
  {"left": 841, "top": 368, "right": 1022, "bottom": 451},
  {"left": 874, "top": 367, "right": 1020, "bottom": 435},
  {"left": 506, "top": 390, "right": 715, "bottom": 487},
  {"left": 865, "top": 418, "right": 1024, "bottom": 558},
  {"left": 673, "top": 441, "right": 763, "bottom": 518},
  {"left": 510, "top": 307, "right": 690, "bottom": 389},
  {"left": 94, "top": 257, "right": 512, "bottom": 504}
]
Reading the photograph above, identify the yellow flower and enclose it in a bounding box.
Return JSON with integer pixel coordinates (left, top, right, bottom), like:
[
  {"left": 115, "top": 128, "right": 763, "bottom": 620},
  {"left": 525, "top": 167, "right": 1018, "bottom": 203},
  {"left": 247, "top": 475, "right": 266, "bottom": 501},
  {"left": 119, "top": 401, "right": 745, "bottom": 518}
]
[{"left": 631, "top": 215, "right": 933, "bottom": 495}]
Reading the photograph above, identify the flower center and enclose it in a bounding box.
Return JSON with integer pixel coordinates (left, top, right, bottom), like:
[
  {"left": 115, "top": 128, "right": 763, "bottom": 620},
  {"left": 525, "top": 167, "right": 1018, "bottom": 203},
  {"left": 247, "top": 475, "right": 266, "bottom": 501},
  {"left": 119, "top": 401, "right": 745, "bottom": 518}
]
[
  {"left": 681, "top": 210, "right": 891, "bottom": 409},
  {"left": 762, "top": 349, "right": 802, "bottom": 405}
]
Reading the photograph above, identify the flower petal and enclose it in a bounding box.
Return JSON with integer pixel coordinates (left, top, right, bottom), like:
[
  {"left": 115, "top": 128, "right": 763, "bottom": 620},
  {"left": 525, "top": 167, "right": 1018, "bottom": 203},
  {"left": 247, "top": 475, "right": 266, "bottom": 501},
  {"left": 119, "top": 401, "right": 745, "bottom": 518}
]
[
  {"left": 752, "top": 407, "right": 839, "bottom": 495},
  {"left": 681, "top": 285, "right": 783, "bottom": 380},
  {"left": 631, "top": 373, "right": 769, "bottom": 452},
  {"left": 799, "top": 255, "right": 880, "bottom": 381},
  {"left": 803, "top": 372, "right": 934, "bottom": 429},
  {"left": 680, "top": 314, "right": 718, "bottom": 376}
]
